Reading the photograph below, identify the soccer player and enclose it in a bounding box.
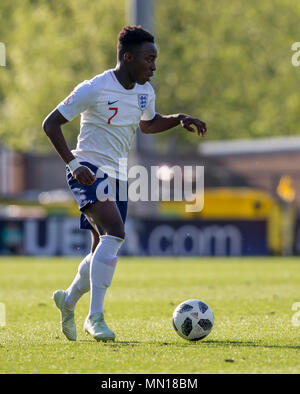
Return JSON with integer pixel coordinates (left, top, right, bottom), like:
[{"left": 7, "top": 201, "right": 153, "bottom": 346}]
[{"left": 42, "top": 25, "right": 207, "bottom": 342}]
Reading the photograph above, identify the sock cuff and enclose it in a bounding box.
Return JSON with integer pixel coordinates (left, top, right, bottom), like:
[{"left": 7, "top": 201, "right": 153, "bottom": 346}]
[
  {"left": 94, "top": 234, "right": 124, "bottom": 258},
  {"left": 100, "top": 235, "right": 124, "bottom": 244}
]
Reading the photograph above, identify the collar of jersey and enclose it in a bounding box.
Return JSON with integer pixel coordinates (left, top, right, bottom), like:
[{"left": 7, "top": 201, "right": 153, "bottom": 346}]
[{"left": 109, "top": 69, "right": 139, "bottom": 92}]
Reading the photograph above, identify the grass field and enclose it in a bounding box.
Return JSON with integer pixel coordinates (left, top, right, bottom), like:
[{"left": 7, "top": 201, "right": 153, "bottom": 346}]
[{"left": 0, "top": 256, "right": 300, "bottom": 374}]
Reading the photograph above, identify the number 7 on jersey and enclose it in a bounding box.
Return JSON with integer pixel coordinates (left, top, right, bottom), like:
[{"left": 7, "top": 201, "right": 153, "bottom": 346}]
[{"left": 107, "top": 107, "right": 118, "bottom": 124}]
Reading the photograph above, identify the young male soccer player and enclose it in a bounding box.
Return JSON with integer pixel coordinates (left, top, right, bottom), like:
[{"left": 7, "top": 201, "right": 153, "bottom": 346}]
[{"left": 42, "top": 25, "right": 207, "bottom": 342}]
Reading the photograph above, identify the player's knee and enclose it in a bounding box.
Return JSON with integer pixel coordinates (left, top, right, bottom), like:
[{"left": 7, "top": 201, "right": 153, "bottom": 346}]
[
  {"left": 107, "top": 222, "right": 125, "bottom": 239},
  {"left": 110, "top": 228, "right": 125, "bottom": 240}
]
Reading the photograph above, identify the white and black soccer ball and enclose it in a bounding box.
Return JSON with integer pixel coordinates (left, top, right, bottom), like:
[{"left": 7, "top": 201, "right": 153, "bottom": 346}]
[{"left": 172, "top": 299, "right": 214, "bottom": 341}]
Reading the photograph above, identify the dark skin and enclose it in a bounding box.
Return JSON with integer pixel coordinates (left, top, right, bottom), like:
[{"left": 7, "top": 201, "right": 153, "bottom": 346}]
[{"left": 42, "top": 40, "right": 207, "bottom": 246}]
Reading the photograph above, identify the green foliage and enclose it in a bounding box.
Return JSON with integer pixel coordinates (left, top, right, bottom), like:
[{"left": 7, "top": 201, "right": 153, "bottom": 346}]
[
  {"left": 1, "top": 0, "right": 300, "bottom": 151},
  {"left": 155, "top": 0, "right": 300, "bottom": 148},
  {"left": 0, "top": 0, "right": 126, "bottom": 151}
]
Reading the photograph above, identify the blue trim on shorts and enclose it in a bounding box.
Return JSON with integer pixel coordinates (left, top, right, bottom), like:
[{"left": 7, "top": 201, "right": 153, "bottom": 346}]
[{"left": 66, "top": 161, "right": 128, "bottom": 230}]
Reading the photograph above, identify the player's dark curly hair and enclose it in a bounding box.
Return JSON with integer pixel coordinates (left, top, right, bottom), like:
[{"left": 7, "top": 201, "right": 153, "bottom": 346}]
[{"left": 117, "top": 25, "right": 154, "bottom": 61}]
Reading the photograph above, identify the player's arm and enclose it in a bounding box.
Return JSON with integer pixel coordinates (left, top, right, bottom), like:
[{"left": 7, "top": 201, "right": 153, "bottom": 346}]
[
  {"left": 42, "top": 109, "right": 96, "bottom": 186},
  {"left": 139, "top": 113, "right": 207, "bottom": 137}
]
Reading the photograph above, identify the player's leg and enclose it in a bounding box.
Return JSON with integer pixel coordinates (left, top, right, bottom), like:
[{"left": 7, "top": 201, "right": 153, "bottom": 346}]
[
  {"left": 82, "top": 200, "right": 125, "bottom": 341},
  {"left": 91, "top": 227, "right": 101, "bottom": 253},
  {"left": 64, "top": 228, "right": 100, "bottom": 306},
  {"left": 61, "top": 165, "right": 126, "bottom": 341},
  {"left": 53, "top": 228, "right": 100, "bottom": 341}
]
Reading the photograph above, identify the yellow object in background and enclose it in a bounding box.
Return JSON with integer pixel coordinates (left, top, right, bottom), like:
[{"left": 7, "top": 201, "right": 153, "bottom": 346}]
[
  {"left": 159, "top": 188, "right": 275, "bottom": 220},
  {"left": 276, "top": 176, "right": 295, "bottom": 203},
  {"left": 159, "top": 187, "right": 296, "bottom": 256}
]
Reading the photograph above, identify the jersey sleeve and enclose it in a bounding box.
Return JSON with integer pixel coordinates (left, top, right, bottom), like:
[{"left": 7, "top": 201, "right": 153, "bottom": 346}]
[
  {"left": 141, "top": 86, "right": 156, "bottom": 121},
  {"left": 56, "top": 79, "right": 99, "bottom": 121}
]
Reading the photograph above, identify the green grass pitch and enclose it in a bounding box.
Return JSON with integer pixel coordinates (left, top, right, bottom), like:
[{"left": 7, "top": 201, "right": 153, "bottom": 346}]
[{"left": 0, "top": 256, "right": 300, "bottom": 374}]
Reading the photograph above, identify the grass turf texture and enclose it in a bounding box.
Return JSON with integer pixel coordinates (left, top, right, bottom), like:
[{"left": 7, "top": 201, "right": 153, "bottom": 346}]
[{"left": 0, "top": 256, "right": 300, "bottom": 374}]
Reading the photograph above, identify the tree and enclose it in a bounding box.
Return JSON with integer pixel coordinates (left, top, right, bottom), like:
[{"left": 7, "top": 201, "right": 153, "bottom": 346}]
[
  {"left": 155, "top": 0, "right": 300, "bottom": 149},
  {"left": 1, "top": 0, "right": 300, "bottom": 153},
  {"left": 0, "top": 0, "right": 126, "bottom": 151}
]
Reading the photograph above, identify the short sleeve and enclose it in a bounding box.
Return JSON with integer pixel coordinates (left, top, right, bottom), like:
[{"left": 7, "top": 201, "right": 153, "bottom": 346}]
[
  {"left": 57, "top": 79, "right": 99, "bottom": 121},
  {"left": 141, "top": 87, "right": 156, "bottom": 121}
]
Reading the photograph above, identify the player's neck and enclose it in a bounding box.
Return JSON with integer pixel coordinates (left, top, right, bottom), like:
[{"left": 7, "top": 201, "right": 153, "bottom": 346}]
[{"left": 113, "top": 66, "right": 136, "bottom": 90}]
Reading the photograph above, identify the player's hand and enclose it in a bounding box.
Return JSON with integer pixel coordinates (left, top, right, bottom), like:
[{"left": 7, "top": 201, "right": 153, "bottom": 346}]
[
  {"left": 73, "top": 166, "right": 96, "bottom": 186},
  {"left": 179, "top": 115, "right": 207, "bottom": 137}
]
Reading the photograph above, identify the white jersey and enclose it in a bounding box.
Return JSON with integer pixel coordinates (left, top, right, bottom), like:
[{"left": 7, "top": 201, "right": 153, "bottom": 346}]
[{"left": 57, "top": 69, "right": 156, "bottom": 180}]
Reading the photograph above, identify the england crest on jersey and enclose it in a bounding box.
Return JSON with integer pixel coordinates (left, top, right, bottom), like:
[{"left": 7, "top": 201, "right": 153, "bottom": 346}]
[{"left": 138, "top": 94, "right": 148, "bottom": 110}]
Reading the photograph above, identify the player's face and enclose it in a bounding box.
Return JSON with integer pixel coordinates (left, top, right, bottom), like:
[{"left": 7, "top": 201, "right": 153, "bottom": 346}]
[{"left": 130, "top": 42, "right": 157, "bottom": 85}]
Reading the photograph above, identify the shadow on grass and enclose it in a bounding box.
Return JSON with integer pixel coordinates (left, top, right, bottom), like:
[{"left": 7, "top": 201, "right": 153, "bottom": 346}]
[
  {"left": 77, "top": 338, "right": 300, "bottom": 350},
  {"left": 202, "top": 340, "right": 300, "bottom": 350},
  {"left": 77, "top": 339, "right": 140, "bottom": 346}
]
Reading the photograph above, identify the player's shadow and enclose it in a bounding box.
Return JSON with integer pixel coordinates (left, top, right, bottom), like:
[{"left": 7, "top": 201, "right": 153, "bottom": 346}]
[
  {"left": 77, "top": 339, "right": 141, "bottom": 346},
  {"left": 193, "top": 339, "right": 300, "bottom": 350},
  {"left": 77, "top": 339, "right": 300, "bottom": 350}
]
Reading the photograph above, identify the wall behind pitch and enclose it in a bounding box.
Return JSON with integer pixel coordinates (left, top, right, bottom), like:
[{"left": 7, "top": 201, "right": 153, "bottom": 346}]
[{"left": 0, "top": 217, "right": 271, "bottom": 257}]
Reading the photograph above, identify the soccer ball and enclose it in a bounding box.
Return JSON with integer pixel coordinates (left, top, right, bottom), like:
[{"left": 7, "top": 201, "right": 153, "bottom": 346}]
[{"left": 172, "top": 299, "right": 214, "bottom": 341}]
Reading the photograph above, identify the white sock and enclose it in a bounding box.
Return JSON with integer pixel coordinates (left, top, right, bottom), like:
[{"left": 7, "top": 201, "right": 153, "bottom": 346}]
[
  {"left": 89, "top": 235, "right": 124, "bottom": 316},
  {"left": 64, "top": 253, "right": 92, "bottom": 309}
]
